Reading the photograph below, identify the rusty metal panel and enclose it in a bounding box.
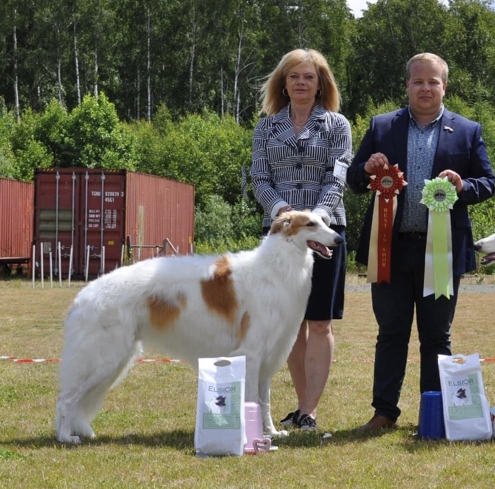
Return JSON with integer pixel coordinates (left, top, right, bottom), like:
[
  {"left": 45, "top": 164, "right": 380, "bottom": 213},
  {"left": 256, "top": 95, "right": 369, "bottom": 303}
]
[
  {"left": 34, "top": 169, "right": 194, "bottom": 279},
  {"left": 0, "top": 178, "right": 34, "bottom": 259},
  {"left": 125, "top": 172, "right": 195, "bottom": 259}
]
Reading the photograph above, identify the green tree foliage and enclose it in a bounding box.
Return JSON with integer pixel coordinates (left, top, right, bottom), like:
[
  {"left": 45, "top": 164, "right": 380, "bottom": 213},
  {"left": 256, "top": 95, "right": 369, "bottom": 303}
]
[
  {"left": 9, "top": 108, "right": 53, "bottom": 181},
  {"left": 0, "top": 99, "right": 16, "bottom": 178},
  {"left": 347, "top": 0, "right": 448, "bottom": 116},
  {"left": 1, "top": 0, "right": 495, "bottom": 254},
  {"left": 65, "top": 93, "right": 137, "bottom": 169},
  {"left": 146, "top": 110, "right": 252, "bottom": 207},
  {"left": 194, "top": 194, "right": 260, "bottom": 254},
  {"left": 443, "top": 0, "right": 495, "bottom": 106}
]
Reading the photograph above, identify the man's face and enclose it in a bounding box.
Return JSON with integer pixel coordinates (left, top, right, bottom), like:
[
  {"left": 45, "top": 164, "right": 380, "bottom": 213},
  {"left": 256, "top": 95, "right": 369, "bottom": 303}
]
[{"left": 406, "top": 61, "right": 447, "bottom": 119}]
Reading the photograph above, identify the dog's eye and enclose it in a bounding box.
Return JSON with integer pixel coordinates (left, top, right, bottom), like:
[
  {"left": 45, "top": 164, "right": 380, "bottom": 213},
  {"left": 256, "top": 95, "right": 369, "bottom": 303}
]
[{"left": 306, "top": 221, "right": 315, "bottom": 227}]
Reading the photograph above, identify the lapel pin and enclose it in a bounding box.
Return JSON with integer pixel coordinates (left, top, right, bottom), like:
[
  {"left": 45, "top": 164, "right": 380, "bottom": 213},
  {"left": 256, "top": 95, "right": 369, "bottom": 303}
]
[{"left": 443, "top": 125, "right": 454, "bottom": 133}]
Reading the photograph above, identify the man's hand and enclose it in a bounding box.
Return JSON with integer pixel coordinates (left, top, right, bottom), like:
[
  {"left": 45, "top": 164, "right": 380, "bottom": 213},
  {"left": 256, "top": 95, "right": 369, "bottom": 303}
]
[
  {"left": 438, "top": 169, "right": 463, "bottom": 193},
  {"left": 364, "top": 153, "right": 390, "bottom": 174}
]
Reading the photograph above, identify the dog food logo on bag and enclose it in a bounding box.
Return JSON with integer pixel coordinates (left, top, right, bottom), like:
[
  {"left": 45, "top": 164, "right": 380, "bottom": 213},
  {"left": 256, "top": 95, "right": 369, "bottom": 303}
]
[
  {"left": 447, "top": 373, "right": 487, "bottom": 419},
  {"left": 208, "top": 385, "right": 236, "bottom": 393},
  {"left": 451, "top": 357, "right": 466, "bottom": 365},
  {"left": 448, "top": 378, "right": 474, "bottom": 387},
  {"left": 202, "top": 381, "right": 243, "bottom": 429}
]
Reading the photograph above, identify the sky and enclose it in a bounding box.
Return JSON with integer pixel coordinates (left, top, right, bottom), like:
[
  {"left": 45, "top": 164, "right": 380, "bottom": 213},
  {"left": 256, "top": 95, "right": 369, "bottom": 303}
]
[
  {"left": 348, "top": 0, "right": 495, "bottom": 18},
  {"left": 347, "top": 0, "right": 374, "bottom": 18}
]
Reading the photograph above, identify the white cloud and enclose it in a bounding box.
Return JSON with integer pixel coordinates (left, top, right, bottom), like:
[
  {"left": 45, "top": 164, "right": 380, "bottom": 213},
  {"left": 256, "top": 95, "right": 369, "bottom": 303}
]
[
  {"left": 347, "top": 0, "right": 373, "bottom": 18},
  {"left": 347, "top": 0, "right": 451, "bottom": 19}
]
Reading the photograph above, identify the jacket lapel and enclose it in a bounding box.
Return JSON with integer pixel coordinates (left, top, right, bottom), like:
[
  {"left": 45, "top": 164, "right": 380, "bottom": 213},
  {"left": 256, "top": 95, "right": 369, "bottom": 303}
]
[
  {"left": 392, "top": 108, "right": 410, "bottom": 176},
  {"left": 271, "top": 106, "right": 298, "bottom": 149},
  {"left": 271, "top": 105, "right": 329, "bottom": 148},
  {"left": 431, "top": 110, "right": 457, "bottom": 177}
]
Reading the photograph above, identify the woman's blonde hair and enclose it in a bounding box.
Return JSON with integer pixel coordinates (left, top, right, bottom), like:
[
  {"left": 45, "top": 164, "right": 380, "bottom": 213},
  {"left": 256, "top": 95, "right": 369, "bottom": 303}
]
[
  {"left": 406, "top": 53, "right": 449, "bottom": 83},
  {"left": 259, "top": 49, "right": 341, "bottom": 116}
]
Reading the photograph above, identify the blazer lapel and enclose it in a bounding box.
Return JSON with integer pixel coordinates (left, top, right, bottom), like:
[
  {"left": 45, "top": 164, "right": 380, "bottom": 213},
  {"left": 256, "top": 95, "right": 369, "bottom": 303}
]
[
  {"left": 431, "top": 110, "right": 457, "bottom": 177},
  {"left": 392, "top": 109, "right": 409, "bottom": 176},
  {"left": 271, "top": 106, "right": 298, "bottom": 149}
]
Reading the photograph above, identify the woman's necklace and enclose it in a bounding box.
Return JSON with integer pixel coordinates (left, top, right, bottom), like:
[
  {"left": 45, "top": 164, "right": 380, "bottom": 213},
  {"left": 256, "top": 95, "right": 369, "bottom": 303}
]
[{"left": 291, "top": 113, "right": 308, "bottom": 129}]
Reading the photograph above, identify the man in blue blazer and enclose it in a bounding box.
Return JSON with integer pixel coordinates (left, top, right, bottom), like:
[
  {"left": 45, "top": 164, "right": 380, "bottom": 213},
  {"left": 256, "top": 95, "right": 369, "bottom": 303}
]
[{"left": 347, "top": 53, "right": 495, "bottom": 431}]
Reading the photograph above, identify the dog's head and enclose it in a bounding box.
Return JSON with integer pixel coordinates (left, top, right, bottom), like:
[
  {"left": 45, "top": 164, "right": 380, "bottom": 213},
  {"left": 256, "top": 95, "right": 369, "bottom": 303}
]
[
  {"left": 269, "top": 210, "right": 343, "bottom": 258},
  {"left": 215, "top": 395, "right": 227, "bottom": 407},
  {"left": 455, "top": 388, "right": 467, "bottom": 400},
  {"left": 474, "top": 233, "right": 495, "bottom": 265}
]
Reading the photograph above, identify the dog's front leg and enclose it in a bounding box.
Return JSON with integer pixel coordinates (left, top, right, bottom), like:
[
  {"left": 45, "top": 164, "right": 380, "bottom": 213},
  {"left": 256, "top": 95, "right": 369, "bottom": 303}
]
[{"left": 259, "top": 380, "right": 288, "bottom": 438}]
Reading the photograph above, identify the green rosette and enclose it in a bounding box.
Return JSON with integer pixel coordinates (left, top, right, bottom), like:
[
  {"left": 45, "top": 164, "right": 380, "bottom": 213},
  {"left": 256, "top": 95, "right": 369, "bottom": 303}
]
[{"left": 420, "top": 177, "right": 458, "bottom": 299}]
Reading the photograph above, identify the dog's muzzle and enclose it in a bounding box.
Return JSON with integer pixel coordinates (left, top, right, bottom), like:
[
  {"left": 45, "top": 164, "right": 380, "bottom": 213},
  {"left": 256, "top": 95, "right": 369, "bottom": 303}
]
[{"left": 307, "top": 236, "right": 343, "bottom": 259}]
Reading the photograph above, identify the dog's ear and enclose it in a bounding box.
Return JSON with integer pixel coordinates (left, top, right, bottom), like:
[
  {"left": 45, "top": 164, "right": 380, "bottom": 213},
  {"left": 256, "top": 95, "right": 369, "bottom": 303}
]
[{"left": 269, "top": 215, "right": 292, "bottom": 235}]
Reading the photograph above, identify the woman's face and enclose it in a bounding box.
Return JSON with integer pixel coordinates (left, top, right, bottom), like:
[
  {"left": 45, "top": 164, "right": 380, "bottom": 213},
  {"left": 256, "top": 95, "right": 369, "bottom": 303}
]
[{"left": 285, "top": 62, "right": 320, "bottom": 105}]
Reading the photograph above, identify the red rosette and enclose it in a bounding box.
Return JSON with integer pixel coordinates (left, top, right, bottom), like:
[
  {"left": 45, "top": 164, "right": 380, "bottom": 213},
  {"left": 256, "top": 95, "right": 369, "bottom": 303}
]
[{"left": 368, "top": 164, "right": 406, "bottom": 199}]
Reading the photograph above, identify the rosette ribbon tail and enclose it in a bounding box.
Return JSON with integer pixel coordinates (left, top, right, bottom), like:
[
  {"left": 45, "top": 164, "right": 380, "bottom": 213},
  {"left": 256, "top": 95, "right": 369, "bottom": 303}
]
[
  {"left": 367, "top": 194, "right": 396, "bottom": 283},
  {"left": 366, "top": 164, "right": 406, "bottom": 284},
  {"left": 424, "top": 211, "right": 453, "bottom": 299},
  {"left": 421, "top": 177, "right": 457, "bottom": 299}
]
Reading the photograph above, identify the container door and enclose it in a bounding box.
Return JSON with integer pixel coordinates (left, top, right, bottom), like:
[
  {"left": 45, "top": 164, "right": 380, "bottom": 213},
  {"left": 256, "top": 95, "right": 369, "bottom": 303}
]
[
  {"left": 34, "top": 170, "right": 77, "bottom": 278},
  {"left": 34, "top": 169, "right": 126, "bottom": 279},
  {"left": 78, "top": 171, "right": 125, "bottom": 277}
]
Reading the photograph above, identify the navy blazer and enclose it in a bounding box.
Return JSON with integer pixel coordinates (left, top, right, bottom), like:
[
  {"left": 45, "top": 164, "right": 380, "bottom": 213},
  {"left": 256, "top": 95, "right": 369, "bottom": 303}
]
[{"left": 347, "top": 108, "right": 495, "bottom": 275}]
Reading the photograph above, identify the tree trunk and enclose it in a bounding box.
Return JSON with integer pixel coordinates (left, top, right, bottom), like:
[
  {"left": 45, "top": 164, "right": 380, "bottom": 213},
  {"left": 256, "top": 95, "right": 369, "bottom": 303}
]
[
  {"left": 94, "top": 49, "right": 99, "bottom": 97},
  {"left": 136, "top": 67, "right": 141, "bottom": 120},
  {"left": 13, "top": 8, "right": 20, "bottom": 122},
  {"left": 220, "top": 65, "right": 225, "bottom": 117},
  {"left": 73, "top": 12, "right": 81, "bottom": 105},
  {"left": 146, "top": 7, "right": 151, "bottom": 122},
  {"left": 188, "top": 3, "right": 196, "bottom": 107},
  {"left": 233, "top": 25, "right": 244, "bottom": 123},
  {"left": 57, "top": 26, "right": 64, "bottom": 104}
]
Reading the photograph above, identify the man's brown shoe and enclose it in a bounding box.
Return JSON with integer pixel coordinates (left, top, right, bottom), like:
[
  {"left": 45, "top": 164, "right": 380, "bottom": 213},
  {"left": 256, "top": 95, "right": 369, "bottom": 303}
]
[{"left": 356, "top": 414, "right": 397, "bottom": 431}]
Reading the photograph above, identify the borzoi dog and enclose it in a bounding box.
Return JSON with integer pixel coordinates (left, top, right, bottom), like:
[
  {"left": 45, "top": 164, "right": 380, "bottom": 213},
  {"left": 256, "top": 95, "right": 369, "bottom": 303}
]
[
  {"left": 55, "top": 210, "right": 343, "bottom": 444},
  {"left": 474, "top": 233, "right": 495, "bottom": 265}
]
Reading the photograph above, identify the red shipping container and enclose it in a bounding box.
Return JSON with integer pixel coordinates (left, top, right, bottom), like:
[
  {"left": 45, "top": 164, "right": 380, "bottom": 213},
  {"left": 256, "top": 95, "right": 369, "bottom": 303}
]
[
  {"left": 34, "top": 169, "right": 194, "bottom": 278},
  {"left": 0, "top": 178, "right": 34, "bottom": 268}
]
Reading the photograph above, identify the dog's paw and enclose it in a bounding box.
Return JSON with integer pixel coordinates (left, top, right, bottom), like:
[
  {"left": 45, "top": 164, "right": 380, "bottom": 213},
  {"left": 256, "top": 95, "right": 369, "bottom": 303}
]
[
  {"left": 266, "top": 429, "right": 288, "bottom": 438},
  {"left": 57, "top": 434, "right": 81, "bottom": 444}
]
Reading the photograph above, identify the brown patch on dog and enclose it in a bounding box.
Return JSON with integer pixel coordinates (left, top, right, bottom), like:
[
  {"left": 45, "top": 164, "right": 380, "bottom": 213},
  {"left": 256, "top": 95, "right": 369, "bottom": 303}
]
[
  {"left": 269, "top": 211, "right": 311, "bottom": 236},
  {"left": 238, "top": 311, "right": 251, "bottom": 343},
  {"left": 201, "top": 255, "right": 238, "bottom": 323},
  {"left": 148, "top": 295, "right": 183, "bottom": 329}
]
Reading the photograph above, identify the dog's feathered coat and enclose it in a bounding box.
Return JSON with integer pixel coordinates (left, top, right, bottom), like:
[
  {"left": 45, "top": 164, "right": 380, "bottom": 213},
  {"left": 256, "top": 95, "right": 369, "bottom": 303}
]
[{"left": 55, "top": 210, "right": 343, "bottom": 444}]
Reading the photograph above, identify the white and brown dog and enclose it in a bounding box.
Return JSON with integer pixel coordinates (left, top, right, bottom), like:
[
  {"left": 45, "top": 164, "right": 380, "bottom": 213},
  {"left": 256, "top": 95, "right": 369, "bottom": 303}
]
[
  {"left": 474, "top": 233, "right": 495, "bottom": 266},
  {"left": 55, "top": 210, "right": 343, "bottom": 444}
]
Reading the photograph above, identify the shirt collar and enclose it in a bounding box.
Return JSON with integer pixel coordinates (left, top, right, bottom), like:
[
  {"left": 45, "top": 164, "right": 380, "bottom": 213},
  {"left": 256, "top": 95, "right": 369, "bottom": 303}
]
[{"left": 408, "top": 105, "right": 444, "bottom": 129}]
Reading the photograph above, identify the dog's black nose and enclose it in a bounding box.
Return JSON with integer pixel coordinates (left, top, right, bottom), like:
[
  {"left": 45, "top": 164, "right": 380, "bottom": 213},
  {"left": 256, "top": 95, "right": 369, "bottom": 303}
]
[
  {"left": 474, "top": 243, "right": 481, "bottom": 251},
  {"left": 334, "top": 236, "right": 344, "bottom": 246}
]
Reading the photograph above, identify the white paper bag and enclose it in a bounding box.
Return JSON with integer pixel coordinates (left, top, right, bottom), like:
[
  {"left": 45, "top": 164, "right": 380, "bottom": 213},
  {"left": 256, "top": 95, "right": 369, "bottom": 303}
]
[
  {"left": 438, "top": 353, "right": 492, "bottom": 441},
  {"left": 194, "top": 356, "right": 246, "bottom": 457}
]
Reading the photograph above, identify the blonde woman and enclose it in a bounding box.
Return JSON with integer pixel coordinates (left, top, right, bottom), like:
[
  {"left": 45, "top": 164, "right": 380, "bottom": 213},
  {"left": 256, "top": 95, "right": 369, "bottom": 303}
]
[{"left": 250, "top": 49, "right": 352, "bottom": 431}]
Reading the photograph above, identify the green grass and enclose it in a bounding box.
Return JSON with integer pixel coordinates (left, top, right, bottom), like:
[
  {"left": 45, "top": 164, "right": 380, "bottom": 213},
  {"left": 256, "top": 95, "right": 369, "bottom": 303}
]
[{"left": 1, "top": 278, "right": 495, "bottom": 488}]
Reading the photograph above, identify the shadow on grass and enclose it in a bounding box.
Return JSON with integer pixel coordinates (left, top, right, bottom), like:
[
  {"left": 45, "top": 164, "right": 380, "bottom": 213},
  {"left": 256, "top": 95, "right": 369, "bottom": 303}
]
[
  {"left": 2, "top": 424, "right": 469, "bottom": 452},
  {"left": 0, "top": 429, "right": 195, "bottom": 451}
]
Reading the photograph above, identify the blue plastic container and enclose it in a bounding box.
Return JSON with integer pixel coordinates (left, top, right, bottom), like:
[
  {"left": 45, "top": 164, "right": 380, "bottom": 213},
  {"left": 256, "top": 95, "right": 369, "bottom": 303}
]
[{"left": 418, "top": 391, "right": 446, "bottom": 439}]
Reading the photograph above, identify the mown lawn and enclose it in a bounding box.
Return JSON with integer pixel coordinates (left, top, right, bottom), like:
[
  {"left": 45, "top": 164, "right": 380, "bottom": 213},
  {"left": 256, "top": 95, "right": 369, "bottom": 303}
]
[{"left": 1, "top": 277, "right": 495, "bottom": 488}]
